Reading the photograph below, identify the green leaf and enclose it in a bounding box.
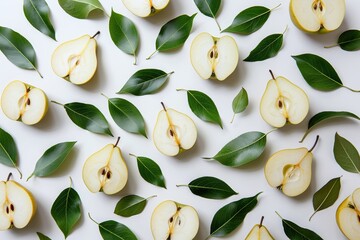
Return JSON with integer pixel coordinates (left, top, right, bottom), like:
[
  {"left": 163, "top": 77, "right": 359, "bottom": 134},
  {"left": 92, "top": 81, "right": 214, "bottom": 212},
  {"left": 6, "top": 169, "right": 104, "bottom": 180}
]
[
  {"left": 209, "top": 193, "right": 261, "bottom": 237},
  {"left": 325, "top": 29, "right": 360, "bottom": 51},
  {"left": 109, "top": 10, "right": 139, "bottom": 65},
  {"left": 52, "top": 101, "right": 113, "bottom": 137},
  {"left": 118, "top": 69, "right": 174, "bottom": 96},
  {"left": 334, "top": 133, "right": 360, "bottom": 174},
  {"left": 309, "top": 176, "right": 342, "bottom": 221},
  {"left": 0, "top": 26, "right": 42, "bottom": 77},
  {"left": 37, "top": 232, "right": 51, "bottom": 240},
  {"left": 104, "top": 96, "right": 147, "bottom": 138},
  {"left": 51, "top": 184, "right": 81, "bottom": 238},
  {"left": 147, "top": 13, "right": 196, "bottom": 59},
  {"left": 231, "top": 87, "right": 248, "bottom": 123},
  {"left": 223, "top": 4, "right": 280, "bottom": 35},
  {"left": 178, "top": 89, "right": 222, "bottom": 128},
  {"left": 27, "top": 141, "right": 76, "bottom": 180},
  {"left": 114, "top": 195, "right": 156, "bottom": 217},
  {"left": 204, "top": 131, "right": 267, "bottom": 167},
  {"left": 244, "top": 28, "right": 286, "bottom": 62},
  {"left": 23, "top": 0, "right": 56, "bottom": 40},
  {"left": 0, "top": 128, "right": 21, "bottom": 178},
  {"left": 277, "top": 212, "right": 323, "bottom": 240},
  {"left": 130, "top": 154, "right": 166, "bottom": 189},
  {"left": 58, "top": 0, "right": 104, "bottom": 19},
  {"left": 292, "top": 53, "right": 360, "bottom": 92},
  {"left": 177, "top": 176, "right": 238, "bottom": 199},
  {"left": 300, "top": 111, "right": 359, "bottom": 142},
  {"left": 194, "top": 0, "right": 221, "bottom": 31},
  {"left": 89, "top": 214, "right": 138, "bottom": 240}
]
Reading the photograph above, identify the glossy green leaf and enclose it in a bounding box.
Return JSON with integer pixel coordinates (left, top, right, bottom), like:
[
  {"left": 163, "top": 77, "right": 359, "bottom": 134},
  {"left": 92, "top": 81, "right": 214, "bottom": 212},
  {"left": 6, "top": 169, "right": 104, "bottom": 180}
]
[
  {"left": 0, "top": 26, "right": 42, "bottom": 77},
  {"left": 310, "top": 176, "right": 342, "bottom": 221},
  {"left": 334, "top": 133, "right": 360, "bottom": 174},
  {"left": 292, "top": 53, "right": 360, "bottom": 92},
  {"left": 114, "top": 195, "right": 155, "bottom": 217},
  {"left": 231, "top": 87, "right": 248, "bottom": 123},
  {"left": 223, "top": 5, "right": 280, "bottom": 35},
  {"left": 105, "top": 96, "right": 147, "bottom": 138},
  {"left": 277, "top": 212, "right": 323, "bottom": 240},
  {"left": 58, "top": 0, "right": 104, "bottom": 19},
  {"left": 244, "top": 30, "right": 285, "bottom": 62},
  {"left": 118, "top": 69, "right": 174, "bottom": 96},
  {"left": 177, "top": 176, "right": 238, "bottom": 199},
  {"left": 178, "top": 89, "right": 222, "bottom": 128},
  {"left": 51, "top": 184, "right": 81, "bottom": 238},
  {"left": 325, "top": 29, "right": 360, "bottom": 51},
  {"left": 52, "top": 101, "right": 113, "bottom": 137},
  {"left": 204, "top": 131, "right": 267, "bottom": 167},
  {"left": 300, "top": 111, "right": 359, "bottom": 142},
  {"left": 0, "top": 128, "right": 21, "bottom": 178},
  {"left": 130, "top": 154, "right": 166, "bottom": 189},
  {"left": 89, "top": 214, "right": 138, "bottom": 240},
  {"left": 147, "top": 13, "right": 196, "bottom": 59},
  {"left": 109, "top": 10, "right": 139, "bottom": 65},
  {"left": 194, "top": 0, "right": 221, "bottom": 31},
  {"left": 209, "top": 193, "right": 261, "bottom": 237},
  {"left": 23, "top": 0, "right": 56, "bottom": 40},
  {"left": 37, "top": 232, "right": 51, "bottom": 240},
  {"left": 27, "top": 141, "right": 76, "bottom": 180}
]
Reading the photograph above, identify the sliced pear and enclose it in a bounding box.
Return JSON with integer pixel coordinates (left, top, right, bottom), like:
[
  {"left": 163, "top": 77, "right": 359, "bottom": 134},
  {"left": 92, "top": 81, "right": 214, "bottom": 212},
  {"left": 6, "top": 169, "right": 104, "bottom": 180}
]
[
  {"left": 153, "top": 103, "right": 197, "bottom": 156},
  {"left": 82, "top": 137, "right": 128, "bottom": 195},
  {"left": 122, "top": 0, "right": 170, "bottom": 17},
  {"left": 245, "top": 216, "right": 274, "bottom": 240},
  {"left": 260, "top": 70, "right": 309, "bottom": 128},
  {"left": 1, "top": 80, "right": 48, "bottom": 125},
  {"left": 264, "top": 136, "right": 319, "bottom": 197},
  {"left": 0, "top": 173, "right": 36, "bottom": 230},
  {"left": 151, "top": 200, "right": 199, "bottom": 240},
  {"left": 290, "top": 0, "right": 345, "bottom": 33},
  {"left": 336, "top": 188, "right": 360, "bottom": 240},
  {"left": 190, "top": 32, "right": 238, "bottom": 81},
  {"left": 51, "top": 32, "right": 99, "bottom": 85}
]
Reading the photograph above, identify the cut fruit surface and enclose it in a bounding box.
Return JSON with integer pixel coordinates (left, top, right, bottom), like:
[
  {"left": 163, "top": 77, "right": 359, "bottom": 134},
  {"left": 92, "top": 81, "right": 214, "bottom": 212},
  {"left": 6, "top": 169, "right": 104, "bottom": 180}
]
[{"left": 122, "top": 0, "right": 170, "bottom": 17}]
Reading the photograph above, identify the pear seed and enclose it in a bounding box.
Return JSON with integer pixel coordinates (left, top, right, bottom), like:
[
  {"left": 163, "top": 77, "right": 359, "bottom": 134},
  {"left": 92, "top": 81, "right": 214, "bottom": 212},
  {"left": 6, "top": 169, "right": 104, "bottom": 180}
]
[
  {"left": 107, "top": 171, "right": 111, "bottom": 179},
  {"left": 210, "top": 51, "right": 214, "bottom": 58},
  {"left": 101, "top": 169, "right": 106, "bottom": 175},
  {"left": 278, "top": 100, "right": 283, "bottom": 108},
  {"left": 10, "top": 204, "right": 14, "bottom": 211},
  {"left": 169, "top": 217, "right": 173, "bottom": 223},
  {"left": 169, "top": 129, "right": 174, "bottom": 137},
  {"left": 6, "top": 206, "right": 9, "bottom": 214},
  {"left": 27, "top": 98, "right": 31, "bottom": 105}
]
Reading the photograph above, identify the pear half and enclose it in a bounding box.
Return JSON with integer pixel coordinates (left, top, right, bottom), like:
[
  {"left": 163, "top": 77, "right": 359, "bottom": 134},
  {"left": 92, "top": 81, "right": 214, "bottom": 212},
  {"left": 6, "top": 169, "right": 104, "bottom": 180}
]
[
  {"left": 245, "top": 216, "right": 274, "bottom": 240},
  {"left": 0, "top": 174, "right": 36, "bottom": 230},
  {"left": 190, "top": 32, "right": 239, "bottom": 81},
  {"left": 1, "top": 80, "right": 48, "bottom": 125},
  {"left": 290, "top": 0, "right": 345, "bottom": 33},
  {"left": 153, "top": 103, "right": 197, "bottom": 156},
  {"left": 265, "top": 136, "right": 319, "bottom": 197},
  {"left": 336, "top": 188, "right": 360, "bottom": 240},
  {"left": 260, "top": 70, "right": 309, "bottom": 128},
  {"left": 151, "top": 200, "right": 199, "bottom": 240},
  {"left": 51, "top": 32, "right": 99, "bottom": 85},
  {"left": 122, "top": 0, "right": 170, "bottom": 17},
  {"left": 82, "top": 137, "right": 128, "bottom": 195}
]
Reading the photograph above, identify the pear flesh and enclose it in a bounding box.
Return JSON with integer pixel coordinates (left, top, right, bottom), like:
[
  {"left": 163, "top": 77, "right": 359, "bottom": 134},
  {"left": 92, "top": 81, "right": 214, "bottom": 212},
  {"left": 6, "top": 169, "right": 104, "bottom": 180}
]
[
  {"left": 122, "top": 0, "right": 170, "bottom": 17},
  {"left": 153, "top": 108, "right": 197, "bottom": 156},
  {"left": 290, "top": 0, "right": 345, "bottom": 32},
  {"left": 151, "top": 200, "right": 199, "bottom": 240},
  {"left": 245, "top": 220, "right": 274, "bottom": 240},
  {"left": 82, "top": 143, "right": 128, "bottom": 195},
  {"left": 51, "top": 34, "right": 97, "bottom": 85},
  {"left": 190, "top": 32, "right": 239, "bottom": 81},
  {"left": 1, "top": 80, "right": 48, "bottom": 125},
  {"left": 260, "top": 76, "right": 309, "bottom": 128},
  {"left": 336, "top": 188, "right": 360, "bottom": 240},
  {"left": 0, "top": 180, "right": 36, "bottom": 230}
]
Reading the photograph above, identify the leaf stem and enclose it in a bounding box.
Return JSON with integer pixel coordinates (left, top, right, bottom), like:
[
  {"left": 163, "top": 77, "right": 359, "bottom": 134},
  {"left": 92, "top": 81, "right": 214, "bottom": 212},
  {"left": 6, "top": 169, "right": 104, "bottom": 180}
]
[
  {"left": 91, "top": 31, "right": 100, "bottom": 39},
  {"left": 88, "top": 213, "right": 99, "bottom": 225},
  {"left": 34, "top": 67, "right": 43, "bottom": 79},
  {"left": 259, "top": 216, "right": 264, "bottom": 228},
  {"left": 214, "top": 17, "right": 221, "bottom": 31},
  {"left": 6, "top": 172, "right": 12, "bottom": 182},
  {"left": 270, "top": 3, "right": 282, "bottom": 12},
  {"left": 269, "top": 69, "right": 276, "bottom": 80},
  {"left": 168, "top": 71, "right": 175, "bottom": 75},
  {"left": 69, "top": 176, "right": 73, "bottom": 188},
  {"left": 342, "top": 85, "right": 360, "bottom": 92},
  {"left": 266, "top": 128, "right": 278, "bottom": 136},
  {"left": 161, "top": 102, "right": 167, "bottom": 112},
  {"left": 51, "top": 100, "right": 64, "bottom": 107},
  {"left": 114, "top": 137, "right": 120, "bottom": 147},
  {"left": 146, "top": 50, "right": 158, "bottom": 60},
  {"left": 100, "top": 93, "right": 109, "bottom": 99},
  {"left": 308, "top": 135, "right": 319, "bottom": 152},
  {"left": 26, "top": 173, "right": 34, "bottom": 182},
  {"left": 282, "top": 25, "right": 288, "bottom": 35},
  {"left": 176, "top": 88, "right": 187, "bottom": 92},
  {"left": 129, "top": 153, "right": 137, "bottom": 158},
  {"left": 202, "top": 157, "right": 213, "bottom": 160},
  {"left": 176, "top": 184, "right": 188, "bottom": 187},
  {"left": 146, "top": 195, "right": 157, "bottom": 200},
  {"left": 230, "top": 114, "right": 236, "bottom": 124},
  {"left": 275, "top": 211, "right": 283, "bottom": 219},
  {"left": 133, "top": 54, "right": 137, "bottom": 65},
  {"left": 309, "top": 211, "right": 317, "bottom": 221},
  {"left": 15, "top": 166, "right": 22, "bottom": 179},
  {"left": 324, "top": 43, "right": 338, "bottom": 49}
]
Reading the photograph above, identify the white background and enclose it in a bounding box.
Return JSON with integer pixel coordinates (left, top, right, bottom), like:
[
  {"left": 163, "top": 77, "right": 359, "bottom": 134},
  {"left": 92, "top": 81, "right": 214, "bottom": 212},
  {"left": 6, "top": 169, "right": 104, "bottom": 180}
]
[{"left": 0, "top": 0, "right": 359, "bottom": 239}]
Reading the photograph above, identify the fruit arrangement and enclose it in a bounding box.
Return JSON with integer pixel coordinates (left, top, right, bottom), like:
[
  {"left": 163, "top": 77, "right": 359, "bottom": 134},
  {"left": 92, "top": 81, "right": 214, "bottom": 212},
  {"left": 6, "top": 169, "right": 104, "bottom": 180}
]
[{"left": 0, "top": 0, "right": 359, "bottom": 239}]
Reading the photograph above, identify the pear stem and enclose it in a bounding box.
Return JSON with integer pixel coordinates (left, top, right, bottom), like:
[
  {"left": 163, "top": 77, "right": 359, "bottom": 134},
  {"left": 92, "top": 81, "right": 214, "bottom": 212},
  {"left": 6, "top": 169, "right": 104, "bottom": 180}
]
[
  {"left": 230, "top": 114, "right": 236, "bottom": 124},
  {"left": 100, "top": 93, "right": 109, "bottom": 99},
  {"left": 6, "top": 173, "right": 12, "bottom": 182},
  {"left": 343, "top": 85, "right": 360, "bottom": 92},
  {"left": 91, "top": 31, "right": 100, "bottom": 39},
  {"left": 114, "top": 137, "right": 120, "bottom": 148},
  {"left": 51, "top": 100, "right": 64, "bottom": 107},
  {"left": 324, "top": 43, "right": 338, "bottom": 49},
  {"left": 308, "top": 135, "right": 319, "bottom": 152},
  {"left": 270, "top": 3, "right": 282, "bottom": 12},
  {"left": 146, "top": 50, "right": 158, "bottom": 60},
  {"left": 214, "top": 17, "right": 221, "bottom": 31},
  {"left": 161, "top": 102, "right": 167, "bottom": 112},
  {"left": 26, "top": 173, "right": 34, "bottom": 182},
  {"left": 259, "top": 216, "right": 264, "bottom": 228},
  {"left": 88, "top": 213, "right": 99, "bottom": 225},
  {"left": 269, "top": 69, "right": 276, "bottom": 80}
]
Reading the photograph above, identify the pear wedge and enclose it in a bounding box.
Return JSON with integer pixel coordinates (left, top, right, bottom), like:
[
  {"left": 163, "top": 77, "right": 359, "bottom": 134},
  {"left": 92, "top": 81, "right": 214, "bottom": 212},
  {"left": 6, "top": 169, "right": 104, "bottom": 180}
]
[
  {"left": 122, "top": 0, "right": 170, "bottom": 17},
  {"left": 82, "top": 137, "right": 128, "bottom": 195},
  {"left": 245, "top": 217, "right": 274, "bottom": 240}
]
